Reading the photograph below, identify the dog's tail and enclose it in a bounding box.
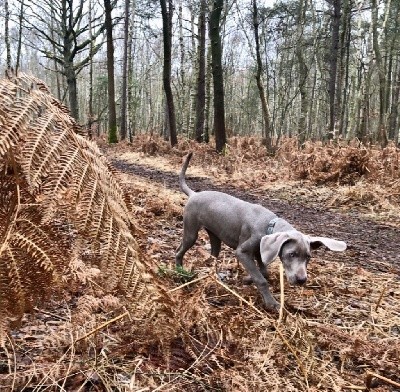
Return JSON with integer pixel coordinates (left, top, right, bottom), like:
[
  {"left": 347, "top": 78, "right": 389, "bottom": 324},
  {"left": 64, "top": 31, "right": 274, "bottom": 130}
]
[{"left": 179, "top": 152, "right": 195, "bottom": 197}]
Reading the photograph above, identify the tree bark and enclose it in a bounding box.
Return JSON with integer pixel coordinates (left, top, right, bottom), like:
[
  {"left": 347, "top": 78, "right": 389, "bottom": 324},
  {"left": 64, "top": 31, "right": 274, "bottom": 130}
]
[
  {"left": 195, "top": 0, "right": 207, "bottom": 143},
  {"left": 65, "top": 63, "right": 79, "bottom": 121},
  {"left": 204, "top": 44, "right": 212, "bottom": 143},
  {"left": 88, "top": 0, "right": 94, "bottom": 139},
  {"left": 294, "top": 0, "right": 308, "bottom": 145},
  {"left": 371, "top": 0, "right": 388, "bottom": 146},
  {"left": 388, "top": 60, "right": 400, "bottom": 141},
  {"left": 16, "top": 0, "right": 24, "bottom": 73},
  {"left": 120, "top": 0, "right": 130, "bottom": 141},
  {"left": 160, "top": 0, "right": 178, "bottom": 146},
  {"left": 338, "top": 0, "right": 352, "bottom": 137},
  {"left": 252, "top": 0, "right": 273, "bottom": 150},
  {"left": 209, "top": 0, "right": 227, "bottom": 153},
  {"left": 127, "top": 0, "right": 136, "bottom": 141},
  {"left": 328, "top": 0, "right": 341, "bottom": 139},
  {"left": 5, "top": 0, "right": 11, "bottom": 70},
  {"left": 104, "top": 0, "right": 118, "bottom": 143}
]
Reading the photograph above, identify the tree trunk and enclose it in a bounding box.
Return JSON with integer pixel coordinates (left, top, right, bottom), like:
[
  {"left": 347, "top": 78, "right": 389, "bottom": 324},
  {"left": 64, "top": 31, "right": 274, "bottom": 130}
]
[
  {"left": 65, "top": 64, "right": 79, "bottom": 121},
  {"left": 209, "top": 0, "right": 227, "bottom": 153},
  {"left": 160, "top": 0, "right": 178, "bottom": 146},
  {"left": 4, "top": 0, "right": 11, "bottom": 70},
  {"left": 178, "top": 0, "right": 185, "bottom": 134},
  {"left": 328, "top": 0, "right": 341, "bottom": 138},
  {"left": 195, "top": 0, "right": 207, "bottom": 143},
  {"left": 104, "top": 0, "right": 118, "bottom": 143},
  {"left": 204, "top": 44, "right": 212, "bottom": 143},
  {"left": 371, "top": 0, "right": 388, "bottom": 146},
  {"left": 294, "top": 0, "right": 308, "bottom": 145},
  {"left": 87, "top": 0, "right": 94, "bottom": 139},
  {"left": 357, "top": 66, "right": 372, "bottom": 143},
  {"left": 16, "top": 0, "right": 24, "bottom": 73},
  {"left": 120, "top": 0, "right": 130, "bottom": 141},
  {"left": 252, "top": 0, "right": 273, "bottom": 151},
  {"left": 338, "top": 0, "right": 352, "bottom": 137},
  {"left": 127, "top": 0, "right": 136, "bottom": 141},
  {"left": 388, "top": 59, "right": 400, "bottom": 141},
  {"left": 384, "top": 0, "right": 400, "bottom": 142}
]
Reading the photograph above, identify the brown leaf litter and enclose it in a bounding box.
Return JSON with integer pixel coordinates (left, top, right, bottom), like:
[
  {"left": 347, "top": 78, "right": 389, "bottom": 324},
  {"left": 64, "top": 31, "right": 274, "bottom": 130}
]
[{"left": 1, "top": 136, "right": 399, "bottom": 391}]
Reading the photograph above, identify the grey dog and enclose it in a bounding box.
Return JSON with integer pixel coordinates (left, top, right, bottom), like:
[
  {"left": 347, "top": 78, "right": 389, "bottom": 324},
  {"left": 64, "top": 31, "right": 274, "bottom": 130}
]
[{"left": 176, "top": 152, "right": 347, "bottom": 310}]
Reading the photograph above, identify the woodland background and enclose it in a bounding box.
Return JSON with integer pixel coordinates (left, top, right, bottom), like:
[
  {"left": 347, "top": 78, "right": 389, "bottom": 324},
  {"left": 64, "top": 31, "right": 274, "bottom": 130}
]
[{"left": 1, "top": 0, "right": 400, "bottom": 149}]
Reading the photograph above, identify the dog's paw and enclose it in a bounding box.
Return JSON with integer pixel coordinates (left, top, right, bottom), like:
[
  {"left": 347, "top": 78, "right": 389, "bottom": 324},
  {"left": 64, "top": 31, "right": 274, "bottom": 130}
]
[
  {"left": 242, "top": 275, "right": 253, "bottom": 285},
  {"left": 264, "top": 299, "right": 280, "bottom": 313}
]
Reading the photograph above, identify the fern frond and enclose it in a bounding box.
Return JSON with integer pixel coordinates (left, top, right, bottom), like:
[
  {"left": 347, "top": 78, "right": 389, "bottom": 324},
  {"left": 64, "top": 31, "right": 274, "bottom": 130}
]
[
  {"left": 20, "top": 112, "right": 56, "bottom": 189},
  {"left": 0, "top": 72, "right": 174, "bottom": 343},
  {"left": 0, "top": 115, "right": 19, "bottom": 156},
  {"left": 25, "top": 125, "right": 71, "bottom": 191}
]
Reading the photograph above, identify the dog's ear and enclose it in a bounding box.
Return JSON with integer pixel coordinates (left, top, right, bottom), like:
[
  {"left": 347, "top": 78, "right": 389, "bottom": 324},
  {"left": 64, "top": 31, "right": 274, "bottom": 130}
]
[
  {"left": 308, "top": 236, "right": 347, "bottom": 251},
  {"left": 260, "top": 232, "right": 292, "bottom": 265}
]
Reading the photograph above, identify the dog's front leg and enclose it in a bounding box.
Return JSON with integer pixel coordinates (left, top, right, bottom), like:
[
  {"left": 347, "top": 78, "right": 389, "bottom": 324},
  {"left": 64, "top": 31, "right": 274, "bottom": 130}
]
[{"left": 236, "top": 239, "right": 279, "bottom": 311}]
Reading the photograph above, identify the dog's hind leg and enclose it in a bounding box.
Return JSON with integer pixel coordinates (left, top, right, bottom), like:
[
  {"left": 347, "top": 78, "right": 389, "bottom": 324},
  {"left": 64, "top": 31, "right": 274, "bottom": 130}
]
[
  {"left": 175, "top": 232, "right": 198, "bottom": 267},
  {"left": 205, "top": 229, "right": 222, "bottom": 258},
  {"left": 175, "top": 216, "right": 200, "bottom": 267}
]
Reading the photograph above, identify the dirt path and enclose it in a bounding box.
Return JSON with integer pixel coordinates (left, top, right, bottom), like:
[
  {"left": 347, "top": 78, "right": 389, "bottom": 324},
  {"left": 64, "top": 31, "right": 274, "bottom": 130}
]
[{"left": 112, "top": 158, "right": 400, "bottom": 275}]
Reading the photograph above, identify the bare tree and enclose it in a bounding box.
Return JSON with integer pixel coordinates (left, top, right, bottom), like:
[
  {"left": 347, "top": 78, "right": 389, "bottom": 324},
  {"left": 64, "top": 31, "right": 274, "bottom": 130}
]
[
  {"left": 15, "top": 0, "right": 25, "bottom": 73},
  {"left": 209, "top": 0, "right": 226, "bottom": 153},
  {"left": 328, "top": 0, "right": 341, "bottom": 138},
  {"left": 4, "top": 0, "right": 12, "bottom": 69},
  {"left": 294, "top": 0, "right": 309, "bottom": 144},
  {"left": 252, "top": 0, "right": 273, "bottom": 150},
  {"left": 336, "top": 0, "right": 352, "bottom": 137},
  {"left": 88, "top": 0, "right": 95, "bottom": 139},
  {"left": 104, "top": 0, "right": 117, "bottom": 143},
  {"left": 195, "top": 0, "right": 207, "bottom": 143},
  {"left": 23, "top": 0, "right": 106, "bottom": 121},
  {"left": 160, "top": 0, "right": 178, "bottom": 146},
  {"left": 127, "top": 0, "right": 137, "bottom": 141},
  {"left": 371, "top": 0, "right": 388, "bottom": 146},
  {"left": 120, "top": 0, "right": 131, "bottom": 141}
]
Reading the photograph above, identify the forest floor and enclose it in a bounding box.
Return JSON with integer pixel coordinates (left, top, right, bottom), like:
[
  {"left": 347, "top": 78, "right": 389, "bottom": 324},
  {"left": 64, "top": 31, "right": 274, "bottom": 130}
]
[
  {"left": 103, "top": 136, "right": 400, "bottom": 391},
  {"left": 2, "top": 136, "right": 400, "bottom": 391}
]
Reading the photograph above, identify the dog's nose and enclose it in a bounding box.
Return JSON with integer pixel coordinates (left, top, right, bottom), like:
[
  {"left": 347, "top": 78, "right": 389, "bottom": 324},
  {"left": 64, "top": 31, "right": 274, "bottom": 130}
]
[{"left": 296, "top": 276, "right": 307, "bottom": 285}]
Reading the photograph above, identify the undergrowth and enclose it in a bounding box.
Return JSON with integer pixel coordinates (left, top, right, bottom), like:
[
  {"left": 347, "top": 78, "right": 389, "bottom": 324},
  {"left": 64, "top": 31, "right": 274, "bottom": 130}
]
[
  {"left": 158, "top": 263, "right": 198, "bottom": 284},
  {"left": 1, "top": 121, "right": 399, "bottom": 391}
]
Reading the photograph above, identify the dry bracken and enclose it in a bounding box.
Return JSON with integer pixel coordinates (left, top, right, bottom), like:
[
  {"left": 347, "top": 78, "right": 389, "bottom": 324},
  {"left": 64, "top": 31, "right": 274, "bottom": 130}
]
[{"left": 0, "top": 72, "right": 173, "bottom": 345}]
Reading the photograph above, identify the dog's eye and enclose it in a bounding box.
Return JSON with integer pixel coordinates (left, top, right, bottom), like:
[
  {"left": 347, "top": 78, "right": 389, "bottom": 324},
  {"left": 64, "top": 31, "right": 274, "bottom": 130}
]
[{"left": 289, "top": 252, "right": 296, "bottom": 258}]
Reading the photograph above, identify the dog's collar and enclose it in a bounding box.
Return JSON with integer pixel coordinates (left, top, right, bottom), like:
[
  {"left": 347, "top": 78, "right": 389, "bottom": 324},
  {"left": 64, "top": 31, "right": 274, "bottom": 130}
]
[{"left": 266, "top": 217, "right": 280, "bottom": 235}]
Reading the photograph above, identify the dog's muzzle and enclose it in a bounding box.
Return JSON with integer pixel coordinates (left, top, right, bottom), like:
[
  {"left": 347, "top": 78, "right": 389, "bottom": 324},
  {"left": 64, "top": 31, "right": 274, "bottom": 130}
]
[{"left": 295, "top": 275, "right": 307, "bottom": 285}]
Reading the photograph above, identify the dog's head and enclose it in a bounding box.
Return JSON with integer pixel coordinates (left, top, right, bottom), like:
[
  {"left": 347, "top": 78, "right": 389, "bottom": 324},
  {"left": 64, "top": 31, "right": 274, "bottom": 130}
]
[{"left": 260, "top": 230, "right": 346, "bottom": 285}]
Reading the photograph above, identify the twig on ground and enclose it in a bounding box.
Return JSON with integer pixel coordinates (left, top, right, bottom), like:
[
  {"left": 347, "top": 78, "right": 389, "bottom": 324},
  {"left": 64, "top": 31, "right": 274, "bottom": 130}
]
[
  {"left": 278, "top": 263, "right": 285, "bottom": 323},
  {"left": 168, "top": 275, "right": 209, "bottom": 293},
  {"left": 374, "top": 282, "right": 388, "bottom": 311},
  {"left": 213, "top": 275, "right": 265, "bottom": 317},
  {"left": 74, "top": 311, "right": 130, "bottom": 344},
  {"left": 366, "top": 371, "right": 400, "bottom": 389}
]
